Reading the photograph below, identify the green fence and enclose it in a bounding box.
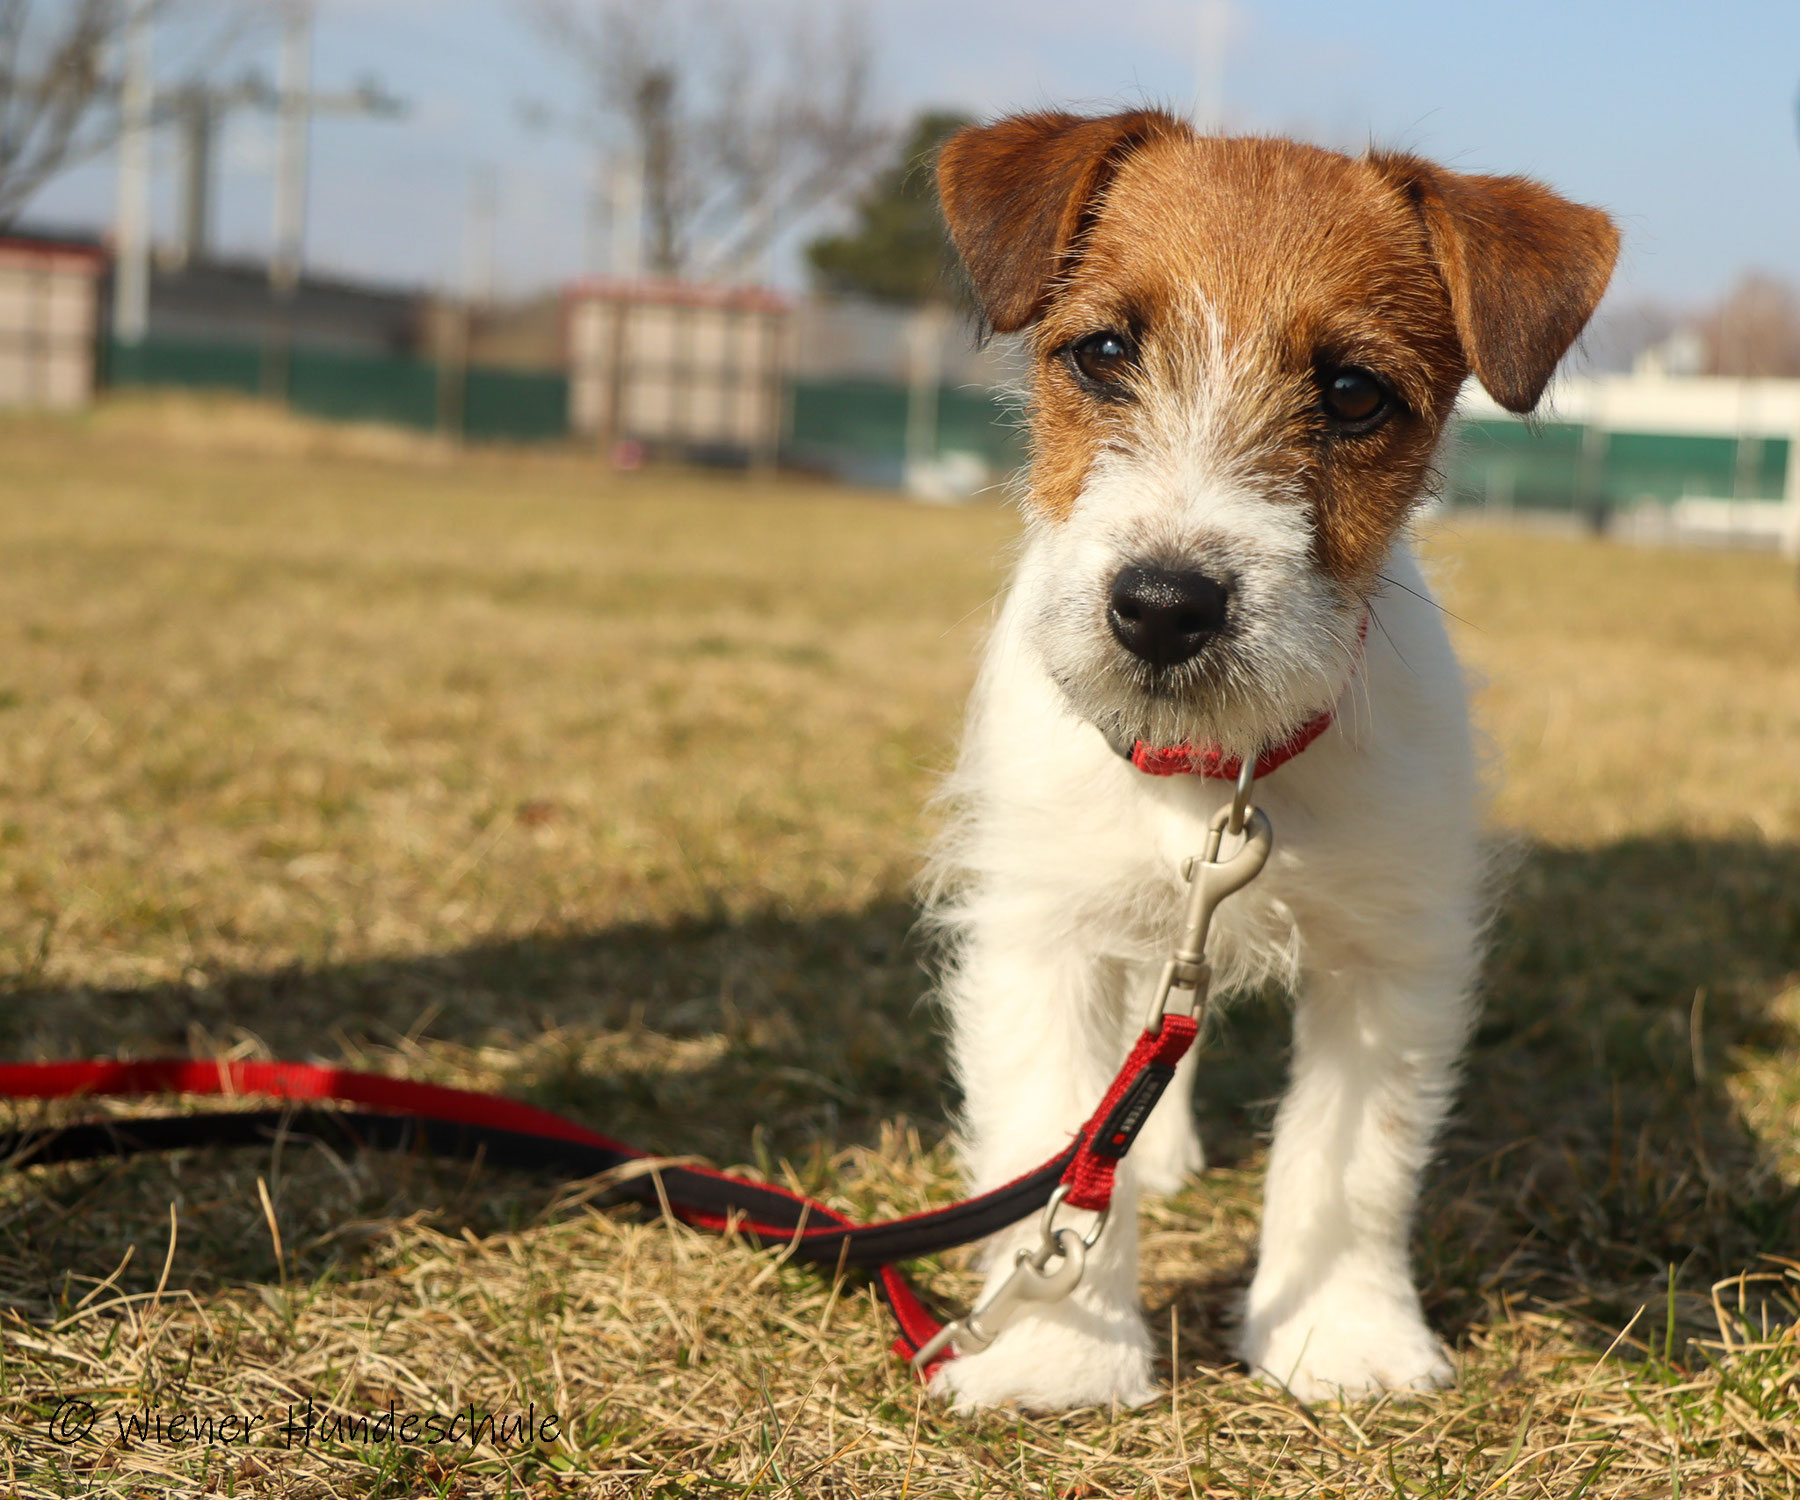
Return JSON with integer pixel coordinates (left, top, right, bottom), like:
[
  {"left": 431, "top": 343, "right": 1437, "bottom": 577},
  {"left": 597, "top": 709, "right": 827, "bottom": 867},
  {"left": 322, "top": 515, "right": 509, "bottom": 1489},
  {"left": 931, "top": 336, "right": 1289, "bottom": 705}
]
[
  {"left": 786, "top": 391, "right": 1795, "bottom": 511},
  {"left": 101, "top": 336, "right": 1800, "bottom": 507},
  {"left": 1444, "top": 417, "right": 1789, "bottom": 513},
  {"left": 108, "top": 340, "right": 1019, "bottom": 471},
  {"left": 107, "top": 336, "right": 571, "bottom": 444},
  {"left": 786, "top": 377, "right": 1024, "bottom": 485}
]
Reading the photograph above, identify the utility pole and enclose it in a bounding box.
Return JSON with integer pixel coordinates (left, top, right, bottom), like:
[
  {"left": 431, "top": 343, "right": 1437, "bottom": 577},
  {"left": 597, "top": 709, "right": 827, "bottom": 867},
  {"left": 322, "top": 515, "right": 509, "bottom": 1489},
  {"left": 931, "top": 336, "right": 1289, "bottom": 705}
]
[
  {"left": 270, "top": 0, "right": 311, "bottom": 295},
  {"left": 610, "top": 154, "right": 642, "bottom": 279},
  {"left": 582, "top": 153, "right": 608, "bottom": 278},
  {"left": 903, "top": 302, "right": 945, "bottom": 496},
  {"left": 112, "top": 0, "right": 154, "bottom": 347},
  {"left": 438, "top": 165, "right": 497, "bottom": 443},
  {"left": 169, "top": 77, "right": 269, "bottom": 268},
  {"left": 464, "top": 165, "right": 498, "bottom": 306},
  {"left": 268, "top": 1, "right": 405, "bottom": 295},
  {"left": 173, "top": 87, "right": 211, "bottom": 265},
  {"left": 109, "top": 0, "right": 402, "bottom": 293}
]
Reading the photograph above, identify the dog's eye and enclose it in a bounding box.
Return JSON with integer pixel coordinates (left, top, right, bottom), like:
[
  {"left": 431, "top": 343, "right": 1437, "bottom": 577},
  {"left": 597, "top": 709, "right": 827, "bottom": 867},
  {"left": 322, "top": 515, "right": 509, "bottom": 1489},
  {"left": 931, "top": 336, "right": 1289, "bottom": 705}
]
[
  {"left": 1069, "top": 330, "right": 1134, "bottom": 388},
  {"left": 1319, "top": 367, "right": 1390, "bottom": 430}
]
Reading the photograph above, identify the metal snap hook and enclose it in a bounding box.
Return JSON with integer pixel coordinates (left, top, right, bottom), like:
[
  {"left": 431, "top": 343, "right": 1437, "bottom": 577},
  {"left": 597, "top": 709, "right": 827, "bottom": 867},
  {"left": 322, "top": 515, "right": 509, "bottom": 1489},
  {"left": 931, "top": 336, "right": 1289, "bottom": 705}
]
[
  {"left": 908, "top": 1185, "right": 1110, "bottom": 1373},
  {"left": 1228, "top": 758, "right": 1255, "bottom": 835},
  {"left": 1147, "top": 801, "right": 1274, "bottom": 1032}
]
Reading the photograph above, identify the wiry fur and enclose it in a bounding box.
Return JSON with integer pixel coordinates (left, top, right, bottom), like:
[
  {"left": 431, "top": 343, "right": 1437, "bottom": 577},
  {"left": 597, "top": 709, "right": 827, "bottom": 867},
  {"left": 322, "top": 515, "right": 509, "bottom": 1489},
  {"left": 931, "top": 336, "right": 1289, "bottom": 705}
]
[{"left": 924, "top": 113, "right": 1617, "bottom": 1411}]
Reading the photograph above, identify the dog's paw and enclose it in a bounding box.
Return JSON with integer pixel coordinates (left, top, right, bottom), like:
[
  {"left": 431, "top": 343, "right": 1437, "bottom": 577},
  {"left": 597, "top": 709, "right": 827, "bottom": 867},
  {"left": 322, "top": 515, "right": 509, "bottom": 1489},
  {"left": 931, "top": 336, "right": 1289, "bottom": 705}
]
[
  {"left": 1238, "top": 1293, "right": 1453, "bottom": 1403},
  {"left": 929, "top": 1314, "right": 1159, "bottom": 1413}
]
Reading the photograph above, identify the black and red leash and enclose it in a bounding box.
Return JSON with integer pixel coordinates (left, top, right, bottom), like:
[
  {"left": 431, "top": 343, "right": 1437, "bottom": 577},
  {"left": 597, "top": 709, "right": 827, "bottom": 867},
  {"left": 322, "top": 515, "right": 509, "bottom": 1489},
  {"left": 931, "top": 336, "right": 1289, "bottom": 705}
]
[
  {"left": 0, "top": 1017, "right": 1197, "bottom": 1379},
  {"left": 1, "top": 712, "right": 1321, "bottom": 1379}
]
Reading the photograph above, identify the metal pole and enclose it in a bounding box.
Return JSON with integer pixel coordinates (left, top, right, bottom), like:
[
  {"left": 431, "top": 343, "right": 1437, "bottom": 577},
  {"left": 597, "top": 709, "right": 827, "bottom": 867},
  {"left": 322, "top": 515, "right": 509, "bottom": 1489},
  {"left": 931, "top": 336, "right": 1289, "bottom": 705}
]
[
  {"left": 175, "top": 89, "right": 213, "bottom": 268},
  {"left": 464, "top": 165, "right": 497, "bottom": 305},
  {"left": 271, "top": 1, "right": 313, "bottom": 295},
  {"left": 1783, "top": 405, "right": 1800, "bottom": 564},
  {"left": 610, "top": 155, "right": 641, "bottom": 280},
  {"left": 112, "top": 0, "right": 154, "bottom": 346},
  {"left": 583, "top": 152, "right": 608, "bottom": 278},
  {"left": 903, "top": 303, "right": 944, "bottom": 493}
]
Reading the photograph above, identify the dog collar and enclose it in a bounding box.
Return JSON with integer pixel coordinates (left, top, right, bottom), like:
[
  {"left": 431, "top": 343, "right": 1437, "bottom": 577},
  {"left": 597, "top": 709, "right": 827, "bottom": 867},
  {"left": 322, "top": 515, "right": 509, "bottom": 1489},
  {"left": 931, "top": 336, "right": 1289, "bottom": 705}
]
[
  {"left": 1100, "top": 708, "right": 1337, "bottom": 781},
  {"left": 1102, "top": 614, "right": 1369, "bottom": 782}
]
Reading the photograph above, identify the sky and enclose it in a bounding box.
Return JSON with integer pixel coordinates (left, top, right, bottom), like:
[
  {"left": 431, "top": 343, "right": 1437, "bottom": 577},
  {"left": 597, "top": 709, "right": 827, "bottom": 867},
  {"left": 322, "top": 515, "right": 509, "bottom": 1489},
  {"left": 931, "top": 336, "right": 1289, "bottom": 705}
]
[{"left": 26, "top": 0, "right": 1800, "bottom": 320}]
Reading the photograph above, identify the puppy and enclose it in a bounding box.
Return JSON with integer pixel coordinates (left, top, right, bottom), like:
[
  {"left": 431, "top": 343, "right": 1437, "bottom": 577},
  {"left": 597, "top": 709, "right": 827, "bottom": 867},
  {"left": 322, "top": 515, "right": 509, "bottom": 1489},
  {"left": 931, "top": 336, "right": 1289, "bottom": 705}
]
[{"left": 926, "top": 111, "right": 1616, "bottom": 1410}]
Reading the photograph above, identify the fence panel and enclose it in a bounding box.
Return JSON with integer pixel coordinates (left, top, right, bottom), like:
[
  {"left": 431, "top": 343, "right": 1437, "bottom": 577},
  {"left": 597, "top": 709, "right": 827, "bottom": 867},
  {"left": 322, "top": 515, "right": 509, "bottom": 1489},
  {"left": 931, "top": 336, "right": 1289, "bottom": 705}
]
[
  {"left": 106, "top": 335, "right": 569, "bottom": 445},
  {"left": 108, "top": 336, "right": 263, "bottom": 395},
  {"left": 1444, "top": 417, "right": 1791, "bottom": 512},
  {"left": 286, "top": 346, "right": 439, "bottom": 431},
  {"left": 787, "top": 376, "right": 1024, "bottom": 486},
  {"left": 464, "top": 366, "right": 570, "bottom": 443}
]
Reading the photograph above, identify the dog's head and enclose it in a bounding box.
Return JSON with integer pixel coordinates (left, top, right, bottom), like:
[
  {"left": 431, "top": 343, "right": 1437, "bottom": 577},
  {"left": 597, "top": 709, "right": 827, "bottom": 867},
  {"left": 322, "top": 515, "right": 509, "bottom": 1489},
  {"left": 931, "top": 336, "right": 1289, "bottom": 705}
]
[{"left": 938, "top": 111, "right": 1617, "bottom": 755}]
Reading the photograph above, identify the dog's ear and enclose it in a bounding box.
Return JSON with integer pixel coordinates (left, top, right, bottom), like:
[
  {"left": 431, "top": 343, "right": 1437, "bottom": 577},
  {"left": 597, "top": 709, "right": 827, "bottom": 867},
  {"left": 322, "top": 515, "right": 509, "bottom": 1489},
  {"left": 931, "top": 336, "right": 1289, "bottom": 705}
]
[
  {"left": 938, "top": 109, "right": 1187, "bottom": 334},
  {"left": 1374, "top": 154, "right": 1618, "bottom": 413}
]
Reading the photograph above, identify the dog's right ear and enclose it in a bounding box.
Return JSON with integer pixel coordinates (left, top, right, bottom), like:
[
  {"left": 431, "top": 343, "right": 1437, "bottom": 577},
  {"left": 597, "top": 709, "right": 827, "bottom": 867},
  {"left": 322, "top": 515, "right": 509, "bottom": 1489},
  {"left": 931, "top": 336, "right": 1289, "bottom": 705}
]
[{"left": 938, "top": 110, "right": 1186, "bottom": 334}]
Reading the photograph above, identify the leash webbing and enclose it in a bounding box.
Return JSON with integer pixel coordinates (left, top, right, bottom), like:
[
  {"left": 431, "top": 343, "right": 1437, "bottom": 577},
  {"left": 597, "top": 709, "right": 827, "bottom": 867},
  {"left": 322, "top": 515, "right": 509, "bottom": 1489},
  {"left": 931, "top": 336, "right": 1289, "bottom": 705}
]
[
  {"left": 1, "top": 688, "right": 1318, "bottom": 1377},
  {"left": 0, "top": 1025, "right": 1195, "bottom": 1378}
]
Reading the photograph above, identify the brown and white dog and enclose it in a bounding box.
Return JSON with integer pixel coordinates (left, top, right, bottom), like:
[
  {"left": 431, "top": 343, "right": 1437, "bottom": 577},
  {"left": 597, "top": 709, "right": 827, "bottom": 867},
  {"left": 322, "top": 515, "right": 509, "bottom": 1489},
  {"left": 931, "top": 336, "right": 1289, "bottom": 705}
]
[{"left": 926, "top": 111, "right": 1616, "bottom": 1410}]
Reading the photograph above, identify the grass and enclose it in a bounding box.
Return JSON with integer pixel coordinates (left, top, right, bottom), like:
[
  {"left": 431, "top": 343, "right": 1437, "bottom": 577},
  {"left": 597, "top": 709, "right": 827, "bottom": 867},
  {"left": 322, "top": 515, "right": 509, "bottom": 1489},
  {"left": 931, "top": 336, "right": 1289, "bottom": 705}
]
[{"left": 1, "top": 392, "right": 1797, "bottom": 1497}]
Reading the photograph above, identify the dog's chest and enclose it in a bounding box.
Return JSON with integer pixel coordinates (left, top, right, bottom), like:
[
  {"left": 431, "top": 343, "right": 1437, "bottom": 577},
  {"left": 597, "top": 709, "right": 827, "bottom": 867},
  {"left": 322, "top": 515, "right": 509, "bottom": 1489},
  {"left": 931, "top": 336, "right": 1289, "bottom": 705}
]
[{"left": 1050, "top": 774, "right": 1309, "bottom": 980}]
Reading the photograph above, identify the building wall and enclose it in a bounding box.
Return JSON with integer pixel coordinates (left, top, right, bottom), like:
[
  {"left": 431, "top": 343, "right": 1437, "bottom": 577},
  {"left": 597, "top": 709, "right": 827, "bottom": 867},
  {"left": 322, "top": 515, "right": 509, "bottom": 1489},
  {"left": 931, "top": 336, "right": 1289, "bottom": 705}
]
[
  {"left": 0, "top": 238, "right": 103, "bottom": 409},
  {"left": 567, "top": 282, "right": 787, "bottom": 461}
]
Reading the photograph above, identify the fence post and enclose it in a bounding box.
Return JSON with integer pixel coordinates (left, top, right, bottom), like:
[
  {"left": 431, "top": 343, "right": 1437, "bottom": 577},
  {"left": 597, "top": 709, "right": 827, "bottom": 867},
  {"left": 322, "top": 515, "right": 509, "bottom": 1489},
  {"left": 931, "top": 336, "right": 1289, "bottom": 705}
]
[
  {"left": 437, "top": 302, "right": 468, "bottom": 442},
  {"left": 601, "top": 296, "right": 628, "bottom": 459},
  {"left": 1576, "top": 421, "right": 1610, "bottom": 534},
  {"left": 904, "top": 303, "right": 945, "bottom": 493}
]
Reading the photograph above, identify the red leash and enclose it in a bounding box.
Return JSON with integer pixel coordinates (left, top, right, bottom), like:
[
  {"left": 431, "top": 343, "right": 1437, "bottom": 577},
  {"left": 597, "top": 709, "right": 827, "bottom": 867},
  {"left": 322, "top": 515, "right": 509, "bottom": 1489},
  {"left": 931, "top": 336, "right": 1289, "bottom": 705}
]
[
  {"left": 0, "top": 1019, "right": 1197, "bottom": 1381},
  {"left": 3, "top": 679, "right": 1337, "bottom": 1379}
]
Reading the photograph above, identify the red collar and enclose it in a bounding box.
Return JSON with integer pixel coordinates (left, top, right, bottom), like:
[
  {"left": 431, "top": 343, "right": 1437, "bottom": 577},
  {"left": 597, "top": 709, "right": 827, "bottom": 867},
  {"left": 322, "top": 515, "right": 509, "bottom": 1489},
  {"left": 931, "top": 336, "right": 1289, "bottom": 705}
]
[
  {"left": 1112, "top": 614, "right": 1368, "bottom": 782},
  {"left": 1125, "top": 706, "right": 1337, "bottom": 780}
]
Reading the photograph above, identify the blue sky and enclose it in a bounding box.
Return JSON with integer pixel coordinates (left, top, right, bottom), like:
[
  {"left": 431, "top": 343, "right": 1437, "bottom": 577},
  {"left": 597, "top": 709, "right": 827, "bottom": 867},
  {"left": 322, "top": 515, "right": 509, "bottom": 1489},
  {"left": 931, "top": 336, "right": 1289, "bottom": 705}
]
[{"left": 28, "top": 0, "right": 1800, "bottom": 315}]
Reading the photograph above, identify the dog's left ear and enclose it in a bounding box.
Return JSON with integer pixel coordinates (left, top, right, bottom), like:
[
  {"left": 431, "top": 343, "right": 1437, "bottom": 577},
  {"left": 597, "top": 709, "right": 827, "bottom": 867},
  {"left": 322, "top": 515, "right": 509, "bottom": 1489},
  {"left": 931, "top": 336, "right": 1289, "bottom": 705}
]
[
  {"left": 938, "top": 109, "right": 1187, "bottom": 333},
  {"left": 1375, "top": 154, "right": 1619, "bottom": 413}
]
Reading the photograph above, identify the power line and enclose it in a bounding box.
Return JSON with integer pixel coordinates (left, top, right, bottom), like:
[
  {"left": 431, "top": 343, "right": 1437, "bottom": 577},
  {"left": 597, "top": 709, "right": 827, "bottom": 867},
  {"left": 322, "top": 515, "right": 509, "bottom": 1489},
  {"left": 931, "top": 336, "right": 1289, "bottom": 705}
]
[{"left": 108, "top": 1, "right": 406, "bottom": 291}]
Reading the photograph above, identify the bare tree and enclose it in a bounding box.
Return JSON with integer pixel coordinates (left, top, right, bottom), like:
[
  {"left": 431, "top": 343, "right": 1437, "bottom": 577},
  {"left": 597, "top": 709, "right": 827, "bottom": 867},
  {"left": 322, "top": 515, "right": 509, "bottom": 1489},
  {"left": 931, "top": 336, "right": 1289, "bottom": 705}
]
[
  {"left": 0, "top": 0, "right": 131, "bottom": 223},
  {"left": 0, "top": 0, "right": 270, "bottom": 227},
  {"left": 1700, "top": 271, "right": 1800, "bottom": 378},
  {"left": 524, "top": 0, "right": 888, "bottom": 280}
]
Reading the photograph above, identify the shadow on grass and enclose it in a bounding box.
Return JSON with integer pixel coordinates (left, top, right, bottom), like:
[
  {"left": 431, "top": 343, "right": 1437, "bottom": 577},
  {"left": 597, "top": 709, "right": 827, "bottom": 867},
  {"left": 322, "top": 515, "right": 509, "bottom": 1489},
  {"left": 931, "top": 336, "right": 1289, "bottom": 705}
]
[{"left": 4, "top": 836, "right": 1798, "bottom": 1359}]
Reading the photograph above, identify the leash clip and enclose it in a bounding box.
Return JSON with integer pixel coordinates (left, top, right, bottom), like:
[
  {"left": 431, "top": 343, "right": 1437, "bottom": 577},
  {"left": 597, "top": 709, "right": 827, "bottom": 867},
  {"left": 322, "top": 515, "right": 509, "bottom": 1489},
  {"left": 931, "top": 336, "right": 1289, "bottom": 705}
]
[
  {"left": 909, "top": 1185, "right": 1107, "bottom": 1374},
  {"left": 1145, "top": 781, "right": 1273, "bottom": 1034},
  {"left": 915, "top": 769, "right": 1274, "bottom": 1375}
]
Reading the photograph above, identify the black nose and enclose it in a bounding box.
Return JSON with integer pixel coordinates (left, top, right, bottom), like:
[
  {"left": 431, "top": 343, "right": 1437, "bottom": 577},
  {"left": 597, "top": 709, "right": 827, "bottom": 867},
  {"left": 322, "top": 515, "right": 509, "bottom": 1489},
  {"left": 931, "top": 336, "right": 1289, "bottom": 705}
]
[{"left": 1107, "top": 564, "right": 1230, "bottom": 668}]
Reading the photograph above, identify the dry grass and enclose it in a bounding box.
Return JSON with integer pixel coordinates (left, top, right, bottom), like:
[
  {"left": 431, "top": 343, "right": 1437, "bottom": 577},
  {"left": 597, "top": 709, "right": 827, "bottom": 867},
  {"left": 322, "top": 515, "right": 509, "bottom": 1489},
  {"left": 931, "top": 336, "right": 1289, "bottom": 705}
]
[{"left": 1, "top": 394, "right": 1797, "bottom": 1498}]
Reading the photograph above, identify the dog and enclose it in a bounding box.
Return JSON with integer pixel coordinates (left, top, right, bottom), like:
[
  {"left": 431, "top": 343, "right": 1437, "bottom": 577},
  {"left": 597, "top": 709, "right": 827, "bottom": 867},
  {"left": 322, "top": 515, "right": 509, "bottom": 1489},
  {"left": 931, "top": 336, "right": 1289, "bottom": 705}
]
[{"left": 925, "top": 110, "right": 1617, "bottom": 1411}]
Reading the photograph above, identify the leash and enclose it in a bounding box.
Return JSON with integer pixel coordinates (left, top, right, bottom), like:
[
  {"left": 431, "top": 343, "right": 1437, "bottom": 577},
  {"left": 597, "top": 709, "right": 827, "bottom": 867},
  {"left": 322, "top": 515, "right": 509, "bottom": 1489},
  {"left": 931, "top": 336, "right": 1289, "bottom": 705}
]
[{"left": 1, "top": 765, "right": 1281, "bottom": 1382}]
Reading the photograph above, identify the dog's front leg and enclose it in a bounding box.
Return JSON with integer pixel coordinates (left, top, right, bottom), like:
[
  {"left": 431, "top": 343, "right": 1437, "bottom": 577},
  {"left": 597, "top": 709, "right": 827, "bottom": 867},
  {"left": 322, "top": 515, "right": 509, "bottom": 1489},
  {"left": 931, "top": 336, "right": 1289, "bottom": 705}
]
[
  {"left": 930, "top": 931, "right": 1158, "bottom": 1412},
  {"left": 1238, "top": 958, "right": 1474, "bottom": 1400}
]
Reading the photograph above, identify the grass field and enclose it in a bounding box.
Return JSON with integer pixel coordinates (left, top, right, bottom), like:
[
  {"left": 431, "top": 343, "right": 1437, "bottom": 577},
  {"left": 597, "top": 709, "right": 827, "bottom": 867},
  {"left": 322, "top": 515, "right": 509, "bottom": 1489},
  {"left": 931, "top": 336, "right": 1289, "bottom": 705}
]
[{"left": 2, "top": 394, "right": 1798, "bottom": 1498}]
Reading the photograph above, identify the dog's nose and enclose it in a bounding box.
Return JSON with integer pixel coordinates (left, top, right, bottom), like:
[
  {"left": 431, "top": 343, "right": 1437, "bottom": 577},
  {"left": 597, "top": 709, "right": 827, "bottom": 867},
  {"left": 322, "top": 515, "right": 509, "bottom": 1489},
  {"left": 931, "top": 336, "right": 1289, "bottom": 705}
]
[{"left": 1107, "top": 564, "right": 1230, "bottom": 668}]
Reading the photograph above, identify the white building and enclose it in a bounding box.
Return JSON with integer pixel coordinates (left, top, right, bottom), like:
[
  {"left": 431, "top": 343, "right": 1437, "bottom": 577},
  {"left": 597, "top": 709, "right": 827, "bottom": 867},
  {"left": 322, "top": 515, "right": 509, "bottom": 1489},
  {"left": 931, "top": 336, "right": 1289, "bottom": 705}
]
[{"left": 1452, "top": 373, "right": 1800, "bottom": 556}]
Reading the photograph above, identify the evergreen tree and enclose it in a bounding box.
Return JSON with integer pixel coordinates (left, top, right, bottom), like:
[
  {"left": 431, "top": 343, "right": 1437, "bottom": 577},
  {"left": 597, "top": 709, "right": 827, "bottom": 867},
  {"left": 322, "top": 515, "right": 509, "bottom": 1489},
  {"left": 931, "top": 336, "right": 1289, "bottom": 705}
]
[{"left": 805, "top": 110, "right": 971, "bottom": 305}]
